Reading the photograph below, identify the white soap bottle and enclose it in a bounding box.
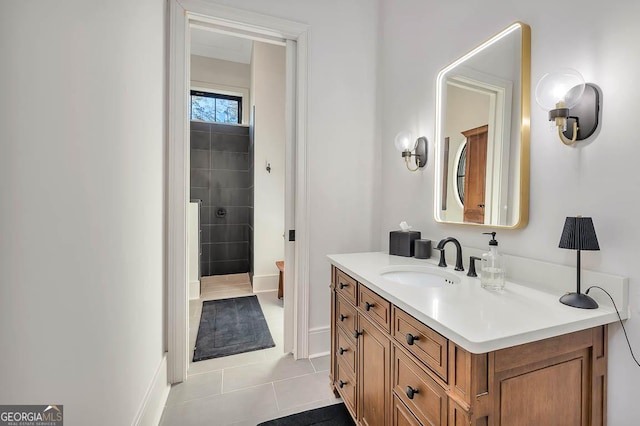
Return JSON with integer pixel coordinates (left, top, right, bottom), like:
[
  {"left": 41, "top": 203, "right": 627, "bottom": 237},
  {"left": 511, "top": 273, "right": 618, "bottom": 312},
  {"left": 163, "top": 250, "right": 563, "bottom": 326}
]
[{"left": 481, "top": 232, "right": 506, "bottom": 290}]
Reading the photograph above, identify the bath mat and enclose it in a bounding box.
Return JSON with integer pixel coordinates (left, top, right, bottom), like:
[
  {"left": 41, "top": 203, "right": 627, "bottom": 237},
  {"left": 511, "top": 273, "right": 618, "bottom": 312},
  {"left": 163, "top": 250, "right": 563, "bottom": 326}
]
[
  {"left": 257, "top": 403, "right": 354, "bottom": 426},
  {"left": 193, "top": 295, "right": 275, "bottom": 362}
]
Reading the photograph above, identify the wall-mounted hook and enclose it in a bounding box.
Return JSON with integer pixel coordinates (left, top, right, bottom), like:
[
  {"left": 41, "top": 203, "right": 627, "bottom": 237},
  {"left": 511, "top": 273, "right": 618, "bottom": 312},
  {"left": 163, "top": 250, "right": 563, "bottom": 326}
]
[{"left": 266, "top": 161, "right": 271, "bottom": 173}]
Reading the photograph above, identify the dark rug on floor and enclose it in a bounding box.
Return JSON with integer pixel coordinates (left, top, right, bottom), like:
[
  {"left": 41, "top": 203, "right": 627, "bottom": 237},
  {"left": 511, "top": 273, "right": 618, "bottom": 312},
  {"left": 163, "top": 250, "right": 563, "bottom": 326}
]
[
  {"left": 257, "top": 404, "right": 354, "bottom": 426},
  {"left": 193, "top": 295, "right": 275, "bottom": 362}
]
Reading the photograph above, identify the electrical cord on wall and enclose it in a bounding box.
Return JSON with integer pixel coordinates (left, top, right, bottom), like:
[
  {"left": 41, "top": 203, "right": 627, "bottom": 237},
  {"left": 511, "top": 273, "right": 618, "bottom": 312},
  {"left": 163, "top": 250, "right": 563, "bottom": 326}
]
[{"left": 586, "top": 285, "right": 640, "bottom": 368}]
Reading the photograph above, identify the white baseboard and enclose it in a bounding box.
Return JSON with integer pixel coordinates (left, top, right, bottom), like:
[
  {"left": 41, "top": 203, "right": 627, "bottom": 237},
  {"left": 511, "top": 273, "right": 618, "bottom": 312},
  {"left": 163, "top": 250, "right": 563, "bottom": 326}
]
[
  {"left": 133, "top": 353, "right": 171, "bottom": 426},
  {"left": 189, "top": 280, "right": 200, "bottom": 300},
  {"left": 252, "top": 273, "right": 279, "bottom": 292},
  {"left": 308, "top": 326, "right": 330, "bottom": 358}
]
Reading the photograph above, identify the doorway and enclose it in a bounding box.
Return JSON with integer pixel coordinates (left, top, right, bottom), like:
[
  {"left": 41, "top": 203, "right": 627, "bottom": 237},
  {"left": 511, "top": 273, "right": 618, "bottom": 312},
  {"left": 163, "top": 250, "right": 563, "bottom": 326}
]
[
  {"left": 186, "top": 27, "right": 287, "bottom": 373},
  {"left": 167, "top": 1, "right": 310, "bottom": 384}
]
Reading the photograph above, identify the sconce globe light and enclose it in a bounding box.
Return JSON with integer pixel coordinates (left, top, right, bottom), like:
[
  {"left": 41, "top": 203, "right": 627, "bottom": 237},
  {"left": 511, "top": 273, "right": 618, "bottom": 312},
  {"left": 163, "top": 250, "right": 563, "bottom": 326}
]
[
  {"left": 394, "top": 131, "right": 427, "bottom": 172},
  {"left": 535, "top": 68, "right": 600, "bottom": 146}
]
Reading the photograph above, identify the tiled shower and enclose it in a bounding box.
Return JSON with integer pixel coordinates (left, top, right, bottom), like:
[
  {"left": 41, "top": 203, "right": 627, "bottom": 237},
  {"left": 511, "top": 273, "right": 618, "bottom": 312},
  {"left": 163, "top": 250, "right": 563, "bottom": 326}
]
[{"left": 190, "top": 122, "right": 253, "bottom": 276}]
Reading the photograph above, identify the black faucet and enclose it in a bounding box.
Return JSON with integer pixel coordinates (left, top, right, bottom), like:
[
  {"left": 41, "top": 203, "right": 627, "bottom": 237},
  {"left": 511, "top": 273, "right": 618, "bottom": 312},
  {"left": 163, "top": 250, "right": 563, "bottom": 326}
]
[{"left": 436, "top": 237, "right": 464, "bottom": 271}]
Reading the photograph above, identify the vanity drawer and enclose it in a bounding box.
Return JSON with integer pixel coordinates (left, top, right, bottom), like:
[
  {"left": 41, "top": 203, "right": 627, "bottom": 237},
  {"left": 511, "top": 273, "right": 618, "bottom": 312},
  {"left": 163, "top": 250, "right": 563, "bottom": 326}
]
[
  {"left": 335, "top": 269, "right": 358, "bottom": 306},
  {"left": 393, "top": 394, "right": 422, "bottom": 426},
  {"left": 393, "top": 346, "right": 448, "bottom": 426},
  {"left": 336, "top": 327, "right": 357, "bottom": 376},
  {"left": 358, "top": 284, "right": 391, "bottom": 332},
  {"left": 336, "top": 295, "right": 358, "bottom": 339},
  {"left": 335, "top": 359, "right": 357, "bottom": 420},
  {"left": 393, "top": 306, "right": 448, "bottom": 382}
]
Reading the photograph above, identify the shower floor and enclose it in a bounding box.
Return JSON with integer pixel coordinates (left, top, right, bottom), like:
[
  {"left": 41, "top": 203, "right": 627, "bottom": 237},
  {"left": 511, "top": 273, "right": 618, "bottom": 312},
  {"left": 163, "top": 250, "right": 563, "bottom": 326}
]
[{"left": 200, "top": 273, "right": 252, "bottom": 300}]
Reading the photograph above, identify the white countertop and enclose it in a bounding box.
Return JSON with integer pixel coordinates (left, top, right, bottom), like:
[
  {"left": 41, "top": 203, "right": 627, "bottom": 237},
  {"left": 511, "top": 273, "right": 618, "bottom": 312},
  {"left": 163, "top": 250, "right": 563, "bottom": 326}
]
[{"left": 327, "top": 252, "right": 622, "bottom": 354}]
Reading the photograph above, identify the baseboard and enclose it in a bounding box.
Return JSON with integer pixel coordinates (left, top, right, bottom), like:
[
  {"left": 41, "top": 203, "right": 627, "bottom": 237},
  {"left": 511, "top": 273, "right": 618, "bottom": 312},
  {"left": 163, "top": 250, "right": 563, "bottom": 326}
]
[
  {"left": 133, "top": 353, "right": 171, "bottom": 426},
  {"left": 308, "top": 326, "right": 330, "bottom": 358},
  {"left": 309, "top": 350, "right": 330, "bottom": 359},
  {"left": 252, "top": 289, "right": 278, "bottom": 294},
  {"left": 252, "top": 273, "right": 279, "bottom": 292},
  {"left": 189, "top": 280, "right": 200, "bottom": 300}
]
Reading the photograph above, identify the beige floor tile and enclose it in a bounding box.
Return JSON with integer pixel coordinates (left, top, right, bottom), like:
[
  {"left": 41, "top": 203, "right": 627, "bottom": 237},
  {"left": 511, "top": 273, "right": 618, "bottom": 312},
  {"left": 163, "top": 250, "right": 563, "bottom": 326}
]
[
  {"left": 160, "top": 383, "right": 278, "bottom": 426},
  {"left": 310, "top": 355, "right": 331, "bottom": 372},
  {"left": 272, "top": 371, "right": 337, "bottom": 411},
  {"left": 222, "top": 354, "right": 315, "bottom": 393},
  {"left": 188, "top": 349, "right": 266, "bottom": 377},
  {"left": 166, "top": 370, "right": 223, "bottom": 406}
]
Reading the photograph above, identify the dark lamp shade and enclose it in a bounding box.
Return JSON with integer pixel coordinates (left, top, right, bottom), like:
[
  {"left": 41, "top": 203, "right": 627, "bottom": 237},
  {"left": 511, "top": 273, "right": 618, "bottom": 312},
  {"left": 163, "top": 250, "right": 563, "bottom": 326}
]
[{"left": 559, "top": 217, "right": 600, "bottom": 251}]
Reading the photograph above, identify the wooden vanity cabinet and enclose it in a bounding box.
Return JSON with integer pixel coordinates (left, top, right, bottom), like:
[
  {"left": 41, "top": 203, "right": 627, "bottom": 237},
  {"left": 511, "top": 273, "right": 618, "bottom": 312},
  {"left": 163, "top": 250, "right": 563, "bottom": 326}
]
[
  {"left": 330, "top": 266, "right": 608, "bottom": 426},
  {"left": 331, "top": 267, "right": 392, "bottom": 426}
]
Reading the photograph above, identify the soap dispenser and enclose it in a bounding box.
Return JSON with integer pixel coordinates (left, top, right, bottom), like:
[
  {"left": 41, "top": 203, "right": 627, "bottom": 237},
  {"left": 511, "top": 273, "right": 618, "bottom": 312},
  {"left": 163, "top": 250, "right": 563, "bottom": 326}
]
[{"left": 481, "top": 232, "right": 506, "bottom": 290}]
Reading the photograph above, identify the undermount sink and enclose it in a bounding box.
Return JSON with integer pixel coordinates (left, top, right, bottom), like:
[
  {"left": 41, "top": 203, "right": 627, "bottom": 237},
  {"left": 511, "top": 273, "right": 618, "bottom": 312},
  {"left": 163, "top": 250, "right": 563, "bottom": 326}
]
[{"left": 379, "top": 265, "right": 460, "bottom": 288}]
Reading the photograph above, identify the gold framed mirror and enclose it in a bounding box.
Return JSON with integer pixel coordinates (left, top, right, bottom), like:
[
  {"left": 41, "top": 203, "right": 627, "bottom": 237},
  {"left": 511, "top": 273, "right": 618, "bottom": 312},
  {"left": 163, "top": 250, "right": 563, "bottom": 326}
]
[{"left": 434, "top": 22, "right": 530, "bottom": 228}]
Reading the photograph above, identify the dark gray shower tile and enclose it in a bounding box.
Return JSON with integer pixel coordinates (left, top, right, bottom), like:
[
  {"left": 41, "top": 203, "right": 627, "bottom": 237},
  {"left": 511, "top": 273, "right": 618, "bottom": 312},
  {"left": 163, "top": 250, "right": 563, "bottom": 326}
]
[
  {"left": 200, "top": 225, "right": 211, "bottom": 243},
  {"left": 190, "top": 149, "right": 210, "bottom": 169},
  {"left": 209, "top": 224, "right": 247, "bottom": 243},
  {"left": 209, "top": 170, "right": 249, "bottom": 189},
  {"left": 209, "top": 188, "right": 251, "bottom": 207},
  {"left": 190, "top": 169, "right": 209, "bottom": 188},
  {"left": 211, "top": 133, "right": 249, "bottom": 153},
  {"left": 190, "top": 131, "right": 210, "bottom": 150},
  {"left": 210, "top": 260, "right": 249, "bottom": 275},
  {"left": 209, "top": 207, "right": 249, "bottom": 225},
  {"left": 200, "top": 262, "right": 211, "bottom": 277},
  {"left": 190, "top": 187, "right": 209, "bottom": 205},
  {"left": 200, "top": 206, "right": 214, "bottom": 223},
  {"left": 191, "top": 121, "right": 211, "bottom": 132},
  {"left": 201, "top": 243, "right": 212, "bottom": 262},
  {"left": 210, "top": 123, "right": 249, "bottom": 136},
  {"left": 210, "top": 152, "right": 249, "bottom": 171}
]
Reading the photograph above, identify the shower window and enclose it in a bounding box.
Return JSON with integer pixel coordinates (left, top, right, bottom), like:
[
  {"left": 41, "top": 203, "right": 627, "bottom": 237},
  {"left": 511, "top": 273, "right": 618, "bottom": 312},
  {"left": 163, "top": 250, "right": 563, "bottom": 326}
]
[{"left": 190, "top": 90, "right": 242, "bottom": 124}]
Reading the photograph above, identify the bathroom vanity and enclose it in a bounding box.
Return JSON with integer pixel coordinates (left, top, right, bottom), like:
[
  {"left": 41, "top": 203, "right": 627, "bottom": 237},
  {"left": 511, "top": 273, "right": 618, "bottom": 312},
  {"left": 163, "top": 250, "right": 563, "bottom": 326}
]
[{"left": 327, "top": 252, "right": 624, "bottom": 426}]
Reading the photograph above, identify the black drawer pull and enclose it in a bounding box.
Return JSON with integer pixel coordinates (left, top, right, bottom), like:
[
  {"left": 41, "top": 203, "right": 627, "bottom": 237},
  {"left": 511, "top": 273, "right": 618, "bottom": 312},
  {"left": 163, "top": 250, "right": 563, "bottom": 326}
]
[
  {"left": 339, "top": 314, "right": 348, "bottom": 322},
  {"left": 406, "top": 386, "right": 419, "bottom": 400},
  {"left": 339, "top": 282, "right": 348, "bottom": 289},
  {"left": 339, "top": 347, "right": 347, "bottom": 355},
  {"left": 406, "top": 333, "right": 420, "bottom": 345},
  {"left": 364, "top": 301, "right": 375, "bottom": 311},
  {"left": 339, "top": 380, "right": 348, "bottom": 388},
  {"left": 353, "top": 330, "right": 363, "bottom": 339}
]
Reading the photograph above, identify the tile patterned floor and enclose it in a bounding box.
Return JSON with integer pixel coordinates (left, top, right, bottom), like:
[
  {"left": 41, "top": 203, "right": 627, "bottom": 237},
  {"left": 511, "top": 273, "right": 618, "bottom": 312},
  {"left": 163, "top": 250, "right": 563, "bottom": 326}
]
[{"left": 160, "top": 274, "right": 340, "bottom": 425}]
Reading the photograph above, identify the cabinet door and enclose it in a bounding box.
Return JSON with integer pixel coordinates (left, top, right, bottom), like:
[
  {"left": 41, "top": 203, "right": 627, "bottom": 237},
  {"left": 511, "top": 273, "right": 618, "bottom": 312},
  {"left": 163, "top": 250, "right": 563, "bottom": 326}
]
[
  {"left": 358, "top": 315, "right": 391, "bottom": 426},
  {"left": 497, "top": 350, "right": 590, "bottom": 426},
  {"left": 393, "top": 394, "right": 421, "bottom": 426}
]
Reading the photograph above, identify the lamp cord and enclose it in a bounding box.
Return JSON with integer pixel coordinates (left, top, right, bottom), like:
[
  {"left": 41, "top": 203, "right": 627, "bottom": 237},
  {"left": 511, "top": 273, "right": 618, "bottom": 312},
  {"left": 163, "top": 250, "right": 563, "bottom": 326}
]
[{"left": 586, "top": 285, "right": 640, "bottom": 367}]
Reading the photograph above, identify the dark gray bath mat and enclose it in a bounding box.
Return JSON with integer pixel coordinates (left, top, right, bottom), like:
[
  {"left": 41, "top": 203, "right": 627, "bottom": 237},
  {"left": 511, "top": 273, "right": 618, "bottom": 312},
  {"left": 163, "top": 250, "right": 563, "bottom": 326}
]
[
  {"left": 257, "top": 403, "right": 354, "bottom": 426},
  {"left": 193, "top": 295, "right": 275, "bottom": 362}
]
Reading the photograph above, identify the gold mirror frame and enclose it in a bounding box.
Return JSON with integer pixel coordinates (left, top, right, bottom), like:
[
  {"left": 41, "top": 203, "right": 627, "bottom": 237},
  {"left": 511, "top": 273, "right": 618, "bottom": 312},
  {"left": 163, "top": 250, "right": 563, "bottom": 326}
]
[{"left": 434, "top": 22, "right": 530, "bottom": 229}]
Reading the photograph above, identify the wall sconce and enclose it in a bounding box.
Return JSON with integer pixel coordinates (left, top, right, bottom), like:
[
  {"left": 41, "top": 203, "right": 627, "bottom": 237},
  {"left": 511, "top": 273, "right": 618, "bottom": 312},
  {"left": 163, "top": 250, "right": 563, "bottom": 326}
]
[
  {"left": 394, "top": 131, "right": 427, "bottom": 171},
  {"left": 535, "top": 68, "right": 600, "bottom": 146}
]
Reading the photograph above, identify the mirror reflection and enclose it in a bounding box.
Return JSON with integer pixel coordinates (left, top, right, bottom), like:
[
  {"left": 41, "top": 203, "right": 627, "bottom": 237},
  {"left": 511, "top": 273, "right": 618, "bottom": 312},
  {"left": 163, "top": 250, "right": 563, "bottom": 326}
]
[{"left": 435, "top": 22, "right": 530, "bottom": 228}]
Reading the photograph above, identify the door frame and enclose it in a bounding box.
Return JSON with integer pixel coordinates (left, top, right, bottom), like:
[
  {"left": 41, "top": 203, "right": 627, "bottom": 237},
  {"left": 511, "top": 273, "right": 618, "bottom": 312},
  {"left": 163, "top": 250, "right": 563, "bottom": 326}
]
[{"left": 167, "top": 0, "right": 310, "bottom": 384}]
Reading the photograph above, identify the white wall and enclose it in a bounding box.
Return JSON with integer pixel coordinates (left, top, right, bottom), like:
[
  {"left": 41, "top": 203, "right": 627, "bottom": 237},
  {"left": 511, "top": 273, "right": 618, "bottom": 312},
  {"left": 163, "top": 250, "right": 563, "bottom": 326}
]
[
  {"left": 0, "top": 1, "right": 168, "bottom": 424},
  {"left": 378, "top": 1, "right": 640, "bottom": 423},
  {"left": 200, "top": 0, "right": 381, "bottom": 344},
  {"left": 190, "top": 54, "right": 251, "bottom": 124},
  {"left": 250, "top": 42, "right": 286, "bottom": 291}
]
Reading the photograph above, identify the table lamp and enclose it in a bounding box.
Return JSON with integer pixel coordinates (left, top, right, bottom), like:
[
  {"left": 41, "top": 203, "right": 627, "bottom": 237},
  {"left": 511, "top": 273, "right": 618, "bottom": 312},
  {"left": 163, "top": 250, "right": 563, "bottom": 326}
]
[{"left": 559, "top": 216, "right": 599, "bottom": 309}]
